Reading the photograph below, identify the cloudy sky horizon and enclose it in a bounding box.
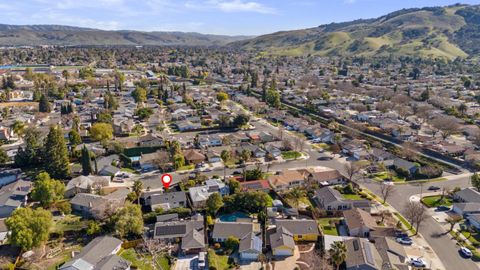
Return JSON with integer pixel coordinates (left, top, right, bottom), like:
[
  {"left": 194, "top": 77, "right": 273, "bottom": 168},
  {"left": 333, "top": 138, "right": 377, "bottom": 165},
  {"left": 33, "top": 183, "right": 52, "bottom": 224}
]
[{"left": 0, "top": 0, "right": 479, "bottom": 35}]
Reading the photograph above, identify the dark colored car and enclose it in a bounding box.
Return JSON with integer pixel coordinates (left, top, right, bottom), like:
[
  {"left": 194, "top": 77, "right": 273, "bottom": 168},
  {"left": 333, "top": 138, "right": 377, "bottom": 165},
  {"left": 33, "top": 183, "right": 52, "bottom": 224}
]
[{"left": 428, "top": 186, "right": 441, "bottom": 191}]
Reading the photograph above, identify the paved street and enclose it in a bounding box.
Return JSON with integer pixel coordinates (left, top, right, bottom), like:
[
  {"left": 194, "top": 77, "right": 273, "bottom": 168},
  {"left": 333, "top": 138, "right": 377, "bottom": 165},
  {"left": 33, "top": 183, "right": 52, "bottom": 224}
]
[{"left": 363, "top": 175, "right": 479, "bottom": 270}]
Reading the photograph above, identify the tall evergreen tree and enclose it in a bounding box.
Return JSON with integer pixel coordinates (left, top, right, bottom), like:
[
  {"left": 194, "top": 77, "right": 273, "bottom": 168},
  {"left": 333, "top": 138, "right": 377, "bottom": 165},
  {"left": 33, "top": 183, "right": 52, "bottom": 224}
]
[
  {"left": 262, "top": 79, "right": 268, "bottom": 102},
  {"left": 44, "top": 125, "right": 70, "bottom": 179},
  {"left": 81, "top": 145, "right": 92, "bottom": 176},
  {"left": 38, "top": 94, "right": 51, "bottom": 113}
]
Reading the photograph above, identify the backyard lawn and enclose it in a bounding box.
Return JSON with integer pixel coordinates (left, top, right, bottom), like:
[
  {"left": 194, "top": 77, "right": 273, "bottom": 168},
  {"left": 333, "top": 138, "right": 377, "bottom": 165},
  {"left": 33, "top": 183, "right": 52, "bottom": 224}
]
[
  {"left": 207, "top": 249, "right": 231, "bottom": 270},
  {"left": 281, "top": 151, "right": 302, "bottom": 160},
  {"left": 421, "top": 195, "right": 453, "bottom": 208},
  {"left": 120, "top": 248, "right": 170, "bottom": 270},
  {"left": 342, "top": 193, "right": 364, "bottom": 200},
  {"left": 318, "top": 218, "right": 341, "bottom": 236},
  {"left": 373, "top": 171, "right": 406, "bottom": 182}
]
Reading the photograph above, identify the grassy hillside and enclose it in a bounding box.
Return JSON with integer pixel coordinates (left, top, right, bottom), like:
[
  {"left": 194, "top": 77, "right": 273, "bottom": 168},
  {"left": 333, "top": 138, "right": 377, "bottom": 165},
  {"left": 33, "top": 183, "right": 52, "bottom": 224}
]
[
  {"left": 0, "top": 25, "right": 249, "bottom": 47},
  {"left": 234, "top": 4, "right": 479, "bottom": 59}
]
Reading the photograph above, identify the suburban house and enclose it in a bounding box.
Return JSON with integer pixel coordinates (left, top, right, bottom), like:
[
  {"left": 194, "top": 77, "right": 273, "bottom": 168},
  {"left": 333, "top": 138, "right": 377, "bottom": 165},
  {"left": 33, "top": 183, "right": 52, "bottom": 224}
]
[
  {"left": 467, "top": 214, "right": 480, "bottom": 230},
  {"left": 153, "top": 214, "right": 205, "bottom": 254},
  {"left": 269, "top": 226, "right": 295, "bottom": 257},
  {"left": 390, "top": 158, "right": 419, "bottom": 176},
  {"left": 188, "top": 179, "right": 229, "bottom": 208},
  {"left": 238, "top": 232, "right": 263, "bottom": 261},
  {"left": 313, "top": 187, "right": 371, "bottom": 212},
  {"left": 452, "top": 202, "right": 480, "bottom": 216},
  {"left": 70, "top": 188, "right": 129, "bottom": 218},
  {"left": 141, "top": 191, "right": 187, "bottom": 211},
  {"left": 239, "top": 180, "right": 271, "bottom": 193},
  {"left": 65, "top": 175, "right": 111, "bottom": 198},
  {"left": 139, "top": 151, "right": 170, "bottom": 171},
  {"left": 454, "top": 188, "right": 480, "bottom": 203},
  {"left": 302, "top": 167, "right": 345, "bottom": 186},
  {"left": 343, "top": 208, "right": 378, "bottom": 238},
  {"left": 274, "top": 219, "right": 320, "bottom": 242},
  {"left": 59, "top": 236, "right": 129, "bottom": 270},
  {"left": 0, "top": 180, "right": 31, "bottom": 218},
  {"left": 183, "top": 149, "right": 206, "bottom": 164},
  {"left": 268, "top": 169, "right": 306, "bottom": 191},
  {"left": 344, "top": 238, "right": 382, "bottom": 270},
  {"left": 211, "top": 221, "right": 261, "bottom": 243},
  {"left": 372, "top": 236, "right": 408, "bottom": 269}
]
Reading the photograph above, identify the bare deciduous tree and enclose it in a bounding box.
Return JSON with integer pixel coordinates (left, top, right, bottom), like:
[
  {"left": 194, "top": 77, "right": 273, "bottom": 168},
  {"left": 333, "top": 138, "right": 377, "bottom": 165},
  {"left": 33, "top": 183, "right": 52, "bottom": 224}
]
[
  {"left": 379, "top": 183, "right": 396, "bottom": 204},
  {"left": 140, "top": 236, "right": 169, "bottom": 270},
  {"left": 344, "top": 161, "right": 362, "bottom": 183},
  {"left": 404, "top": 201, "right": 427, "bottom": 235}
]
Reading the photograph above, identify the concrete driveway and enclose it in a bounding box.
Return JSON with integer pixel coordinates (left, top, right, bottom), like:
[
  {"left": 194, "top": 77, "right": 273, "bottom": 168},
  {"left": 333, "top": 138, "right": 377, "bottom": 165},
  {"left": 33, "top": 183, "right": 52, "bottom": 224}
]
[{"left": 175, "top": 255, "right": 199, "bottom": 270}]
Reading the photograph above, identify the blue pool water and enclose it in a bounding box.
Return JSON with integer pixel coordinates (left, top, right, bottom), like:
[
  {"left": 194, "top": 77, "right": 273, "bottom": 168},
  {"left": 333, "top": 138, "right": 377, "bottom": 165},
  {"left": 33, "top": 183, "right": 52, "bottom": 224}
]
[{"left": 219, "top": 212, "right": 250, "bottom": 222}]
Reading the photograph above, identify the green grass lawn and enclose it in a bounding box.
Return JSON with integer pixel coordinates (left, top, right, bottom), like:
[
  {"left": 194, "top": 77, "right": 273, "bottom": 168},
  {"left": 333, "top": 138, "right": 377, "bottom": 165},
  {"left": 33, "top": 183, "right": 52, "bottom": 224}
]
[
  {"left": 281, "top": 151, "right": 302, "bottom": 160},
  {"left": 54, "top": 215, "right": 88, "bottom": 233},
  {"left": 318, "top": 218, "right": 341, "bottom": 236},
  {"left": 177, "top": 164, "right": 195, "bottom": 171},
  {"left": 207, "top": 249, "right": 231, "bottom": 270},
  {"left": 421, "top": 195, "right": 453, "bottom": 208},
  {"left": 120, "top": 248, "right": 170, "bottom": 270},
  {"left": 373, "top": 171, "right": 406, "bottom": 182},
  {"left": 120, "top": 167, "right": 138, "bottom": 174},
  {"left": 394, "top": 212, "right": 416, "bottom": 235},
  {"left": 342, "top": 193, "right": 364, "bottom": 200}
]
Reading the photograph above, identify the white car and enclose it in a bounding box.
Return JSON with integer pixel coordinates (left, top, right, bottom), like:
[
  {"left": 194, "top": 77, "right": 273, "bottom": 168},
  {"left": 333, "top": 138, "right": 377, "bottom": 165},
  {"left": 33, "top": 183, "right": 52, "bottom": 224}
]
[
  {"left": 460, "top": 247, "right": 473, "bottom": 258},
  {"left": 409, "top": 258, "right": 426, "bottom": 268}
]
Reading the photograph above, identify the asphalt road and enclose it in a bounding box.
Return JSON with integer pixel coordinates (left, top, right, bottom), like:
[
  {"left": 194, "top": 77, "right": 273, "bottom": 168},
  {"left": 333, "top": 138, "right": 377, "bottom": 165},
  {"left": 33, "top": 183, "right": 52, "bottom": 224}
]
[{"left": 363, "top": 176, "right": 479, "bottom": 270}]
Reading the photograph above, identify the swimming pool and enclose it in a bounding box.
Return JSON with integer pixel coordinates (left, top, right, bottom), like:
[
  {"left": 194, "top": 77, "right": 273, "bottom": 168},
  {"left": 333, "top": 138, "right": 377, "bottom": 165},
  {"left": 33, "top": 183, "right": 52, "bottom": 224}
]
[{"left": 219, "top": 212, "right": 250, "bottom": 222}]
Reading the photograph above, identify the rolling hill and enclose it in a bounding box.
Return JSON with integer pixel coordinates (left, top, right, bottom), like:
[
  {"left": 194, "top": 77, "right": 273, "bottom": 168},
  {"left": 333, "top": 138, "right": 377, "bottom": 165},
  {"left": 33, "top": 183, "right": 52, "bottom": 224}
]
[
  {"left": 232, "top": 4, "right": 480, "bottom": 59},
  {"left": 0, "top": 24, "right": 250, "bottom": 47}
]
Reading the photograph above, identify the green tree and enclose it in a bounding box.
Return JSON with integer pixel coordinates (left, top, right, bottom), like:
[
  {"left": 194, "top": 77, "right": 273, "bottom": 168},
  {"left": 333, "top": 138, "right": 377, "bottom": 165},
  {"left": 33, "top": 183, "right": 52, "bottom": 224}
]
[
  {"left": 221, "top": 150, "right": 231, "bottom": 181},
  {"left": 132, "top": 180, "right": 143, "bottom": 204},
  {"left": 329, "top": 241, "right": 347, "bottom": 270},
  {"left": 6, "top": 207, "right": 53, "bottom": 251},
  {"left": 86, "top": 220, "right": 102, "bottom": 236},
  {"left": 173, "top": 154, "right": 185, "bottom": 169},
  {"left": 286, "top": 187, "right": 306, "bottom": 208},
  {"left": 266, "top": 89, "right": 281, "bottom": 108},
  {"left": 90, "top": 123, "right": 113, "bottom": 142},
  {"left": 206, "top": 193, "right": 224, "bottom": 216},
  {"left": 31, "top": 172, "right": 65, "bottom": 207},
  {"left": 0, "top": 148, "right": 9, "bottom": 165},
  {"left": 81, "top": 145, "right": 93, "bottom": 176},
  {"left": 224, "top": 236, "right": 240, "bottom": 254},
  {"left": 11, "top": 121, "right": 26, "bottom": 137},
  {"left": 38, "top": 94, "right": 51, "bottom": 113},
  {"left": 56, "top": 201, "right": 72, "bottom": 215},
  {"left": 472, "top": 172, "right": 480, "bottom": 191},
  {"left": 44, "top": 125, "right": 70, "bottom": 179},
  {"left": 114, "top": 203, "right": 144, "bottom": 238},
  {"left": 240, "top": 150, "right": 251, "bottom": 181},
  {"left": 132, "top": 87, "right": 147, "bottom": 103},
  {"left": 228, "top": 179, "right": 241, "bottom": 194},
  {"left": 14, "top": 127, "right": 42, "bottom": 167},
  {"left": 68, "top": 130, "right": 82, "bottom": 146},
  {"left": 232, "top": 114, "right": 250, "bottom": 128},
  {"left": 216, "top": 92, "right": 228, "bottom": 102}
]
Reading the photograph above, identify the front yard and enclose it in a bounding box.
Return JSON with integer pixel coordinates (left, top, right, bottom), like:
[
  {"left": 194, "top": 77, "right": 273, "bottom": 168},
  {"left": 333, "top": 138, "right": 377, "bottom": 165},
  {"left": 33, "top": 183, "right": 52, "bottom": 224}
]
[
  {"left": 421, "top": 195, "right": 453, "bottom": 208},
  {"left": 207, "top": 249, "right": 232, "bottom": 270}
]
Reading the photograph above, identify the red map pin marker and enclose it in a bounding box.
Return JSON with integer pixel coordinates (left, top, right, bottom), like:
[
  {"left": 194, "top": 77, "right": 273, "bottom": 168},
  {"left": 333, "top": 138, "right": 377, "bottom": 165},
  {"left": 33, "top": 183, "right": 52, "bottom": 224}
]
[{"left": 161, "top": 174, "right": 172, "bottom": 190}]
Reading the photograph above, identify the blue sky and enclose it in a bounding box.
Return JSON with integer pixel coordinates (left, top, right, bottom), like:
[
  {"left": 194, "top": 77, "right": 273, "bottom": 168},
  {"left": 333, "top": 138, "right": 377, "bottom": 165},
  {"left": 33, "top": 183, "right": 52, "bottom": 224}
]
[{"left": 0, "top": 0, "right": 479, "bottom": 35}]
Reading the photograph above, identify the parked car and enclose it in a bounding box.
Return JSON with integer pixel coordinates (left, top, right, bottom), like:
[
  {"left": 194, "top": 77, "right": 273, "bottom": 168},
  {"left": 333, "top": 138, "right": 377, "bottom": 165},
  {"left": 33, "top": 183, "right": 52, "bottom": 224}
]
[
  {"left": 317, "top": 155, "right": 333, "bottom": 161},
  {"left": 428, "top": 186, "right": 440, "bottom": 191},
  {"left": 396, "top": 237, "right": 413, "bottom": 245},
  {"left": 460, "top": 247, "right": 473, "bottom": 258},
  {"left": 395, "top": 231, "right": 409, "bottom": 238},
  {"left": 198, "top": 252, "right": 206, "bottom": 269},
  {"left": 436, "top": 206, "right": 450, "bottom": 212},
  {"left": 232, "top": 171, "right": 241, "bottom": 175},
  {"left": 409, "top": 258, "right": 426, "bottom": 268}
]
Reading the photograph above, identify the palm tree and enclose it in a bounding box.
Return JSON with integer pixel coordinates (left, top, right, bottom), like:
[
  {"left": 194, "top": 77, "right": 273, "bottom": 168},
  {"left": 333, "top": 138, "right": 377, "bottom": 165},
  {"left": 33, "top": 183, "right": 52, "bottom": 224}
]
[
  {"left": 240, "top": 149, "right": 251, "bottom": 181},
  {"left": 286, "top": 187, "right": 306, "bottom": 208},
  {"left": 221, "top": 150, "right": 231, "bottom": 181},
  {"left": 329, "top": 241, "right": 347, "bottom": 270},
  {"left": 132, "top": 180, "right": 143, "bottom": 205}
]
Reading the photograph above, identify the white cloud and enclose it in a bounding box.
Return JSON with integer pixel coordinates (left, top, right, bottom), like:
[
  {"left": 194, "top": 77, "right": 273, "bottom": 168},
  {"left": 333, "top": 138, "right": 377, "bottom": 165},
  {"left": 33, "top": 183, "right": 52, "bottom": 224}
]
[{"left": 186, "top": 0, "right": 276, "bottom": 14}]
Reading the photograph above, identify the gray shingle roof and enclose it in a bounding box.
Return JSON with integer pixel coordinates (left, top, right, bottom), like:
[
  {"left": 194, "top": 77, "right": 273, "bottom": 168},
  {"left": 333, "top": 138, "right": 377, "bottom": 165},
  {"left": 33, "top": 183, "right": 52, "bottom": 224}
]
[
  {"left": 274, "top": 219, "right": 320, "bottom": 236},
  {"left": 269, "top": 226, "right": 295, "bottom": 250},
  {"left": 212, "top": 222, "right": 256, "bottom": 240}
]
